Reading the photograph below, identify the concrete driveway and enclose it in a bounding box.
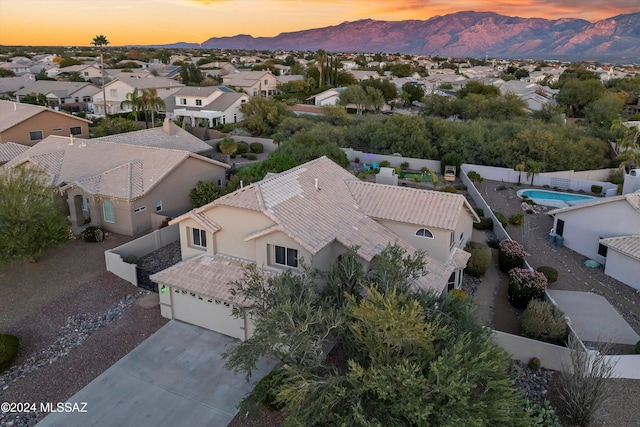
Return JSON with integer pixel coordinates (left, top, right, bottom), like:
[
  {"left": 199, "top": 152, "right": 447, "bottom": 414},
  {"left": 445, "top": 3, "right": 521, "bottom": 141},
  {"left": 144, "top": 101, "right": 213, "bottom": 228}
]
[
  {"left": 547, "top": 290, "right": 640, "bottom": 345},
  {"left": 36, "top": 320, "right": 275, "bottom": 427}
]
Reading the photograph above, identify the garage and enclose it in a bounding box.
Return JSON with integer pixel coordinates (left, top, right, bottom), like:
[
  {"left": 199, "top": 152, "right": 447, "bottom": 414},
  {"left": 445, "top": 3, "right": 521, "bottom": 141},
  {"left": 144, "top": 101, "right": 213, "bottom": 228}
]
[{"left": 151, "top": 254, "right": 267, "bottom": 341}]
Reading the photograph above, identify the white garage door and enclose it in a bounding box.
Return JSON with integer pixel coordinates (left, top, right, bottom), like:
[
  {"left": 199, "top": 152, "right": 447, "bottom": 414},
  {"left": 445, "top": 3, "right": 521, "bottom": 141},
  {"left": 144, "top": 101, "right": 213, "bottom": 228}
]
[{"left": 171, "top": 288, "right": 246, "bottom": 341}]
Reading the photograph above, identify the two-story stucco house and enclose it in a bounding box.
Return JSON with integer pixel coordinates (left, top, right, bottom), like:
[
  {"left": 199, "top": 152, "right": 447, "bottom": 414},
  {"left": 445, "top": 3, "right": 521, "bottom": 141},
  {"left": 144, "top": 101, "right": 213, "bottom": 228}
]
[
  {"left": 14, "top": 81, "right": 100, "bottom": 113},
  {"left": 171, "top": 86, "right": 249, "bottom": 127},
  {"left": 93, "top": 76, "right": 184, "bottom": 117},
  {"left": 151, "top": 156, "right": 479, "bottom": 340},
  {"left": 222, "top": 71, "right": 278, "bottom": 98},
  {"left": 549, "top": 192, "right": 640, "bottom": 290}
]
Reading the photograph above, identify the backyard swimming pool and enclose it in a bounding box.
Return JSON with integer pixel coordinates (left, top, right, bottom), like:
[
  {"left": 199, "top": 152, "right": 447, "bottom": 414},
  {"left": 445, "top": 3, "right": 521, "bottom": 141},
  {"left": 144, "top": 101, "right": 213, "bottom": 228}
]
[{"left": 516, "top": 189, "right": 596, "bottom": 208}]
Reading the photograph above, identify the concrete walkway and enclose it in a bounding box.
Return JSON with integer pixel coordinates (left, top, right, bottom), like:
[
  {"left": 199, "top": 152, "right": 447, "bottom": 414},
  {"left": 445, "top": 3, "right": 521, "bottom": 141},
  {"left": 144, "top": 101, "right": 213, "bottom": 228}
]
[{"left": 37, "top": 321, "right": 275, "bottom": 427}]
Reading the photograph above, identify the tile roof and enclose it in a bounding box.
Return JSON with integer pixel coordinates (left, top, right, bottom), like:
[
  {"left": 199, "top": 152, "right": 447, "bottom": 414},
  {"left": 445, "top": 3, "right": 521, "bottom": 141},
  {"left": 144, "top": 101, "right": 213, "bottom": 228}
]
[
  {"left": 173, "top": 86, "right": 221, "bottom": 97},
  {"left": 0, "top": 142, "right": 30, "bottom": 163},
  {"left": 5, "top": 135, "right": 223, "bottom": 200},
  {"left": 347, "top": 181, "right": 479, "bottom": 230},
  {"left": 111, "top": 76, "right": 184, "bottom": 90},
  {"left": 14, "top": 81, "right": 98, "bottom": 97},
  {"left": 0, "top": 100, "right": 91, "bottom": 132},
  {"left": 150, "top": 254, "right": 274, "bottom": 305},
  {"left": 171, "top": 156, "right": 476, "bottom": 293},
  {"left": 600, "top": 235, "right": 640, "bottom": 261},
  {"left": 203, "top": 92, "right": 246, "bottom": 112},
  {"left": 95, "top": 122, "right": 215, "bottom": 154}
]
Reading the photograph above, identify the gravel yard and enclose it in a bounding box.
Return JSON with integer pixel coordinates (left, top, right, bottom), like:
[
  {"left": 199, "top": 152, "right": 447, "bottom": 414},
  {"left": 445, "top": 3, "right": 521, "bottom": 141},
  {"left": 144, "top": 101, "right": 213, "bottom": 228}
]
[{"left": 0, "top": 233, "right": 168, "bottom": 427}]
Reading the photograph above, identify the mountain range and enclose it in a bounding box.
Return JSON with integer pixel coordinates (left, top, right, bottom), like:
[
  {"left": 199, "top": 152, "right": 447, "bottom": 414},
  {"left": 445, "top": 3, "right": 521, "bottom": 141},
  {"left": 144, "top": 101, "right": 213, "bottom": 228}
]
[{"left": 165, "top": 11, "right": 640, "bottom": 62}]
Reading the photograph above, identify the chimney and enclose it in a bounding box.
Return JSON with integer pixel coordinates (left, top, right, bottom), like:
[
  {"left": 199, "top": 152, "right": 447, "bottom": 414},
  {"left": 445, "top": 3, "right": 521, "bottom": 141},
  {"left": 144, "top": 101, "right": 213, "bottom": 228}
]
[
  {"left": 314, "top": 178, "right": 319, "bottom": 191},
  {"left": 163, "top": 118, "right": 176, "bottom": 136}
]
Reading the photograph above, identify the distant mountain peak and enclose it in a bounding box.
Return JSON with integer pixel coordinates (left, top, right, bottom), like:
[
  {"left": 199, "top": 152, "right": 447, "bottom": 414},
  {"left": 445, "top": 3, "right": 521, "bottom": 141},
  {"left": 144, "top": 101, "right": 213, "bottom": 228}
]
[{"left": 196, "top": 11, "right": 640, "bottom": 62}]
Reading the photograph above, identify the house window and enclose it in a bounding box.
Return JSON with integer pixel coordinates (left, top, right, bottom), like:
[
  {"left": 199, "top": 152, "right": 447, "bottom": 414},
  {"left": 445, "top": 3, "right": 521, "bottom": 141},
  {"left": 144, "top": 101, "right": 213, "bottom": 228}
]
[
  {"left": 556, "top": 219, "right": 565, "bottom": 237},
  {"left": 82, "top": 195, "right": 89, "bottom": 211},
  {"left": 415, "top": 228, "right": 434, "bottom": 239},
  {"left": 29, "top": 130, "right": 43, "bottom": 141},
  {"left": 192, "top": 228, "right": 206, "bottom": 248},
  {"left": 52, "top": 128, "right": 63, "bottom": 132},
  {"left": 222, "top": 116, "right": 226, "bottom": 124},
  {"left": 83, "top": 71, "right": 89, "bottom": 77},
  {"left": 180, "top": 98, "right": 187, "bottom": 105},
  {"left": 233, "top": 113, "right": 237, "bottom": 123},
  {"left": 274, "top": 245, "right": 298, "bottom": 268},
  {"left": 598, "top": 241, "right": 608, "bottom": 257},
  {"left": 447, "top": 272, "right": 456, "bottom": 291},
  {"left": 134, "top": 206, "right": 146, "bottom": 213},
  {"left": 83, "top": 96, "right": 91, "bottom": 102},
  {"left": 196, "top": 99, "right": 202, "bottom": 106},
  {"left": 460, "top": 232, "right": 464, "bottom": 241},
  {"left": 155, "top": 200, "right": 162, "bottom": 212},
  {"left": 110, "top": 89, "right": 117, "bottom": 97},
  {"left": 70, "top": 126, "right": 82, "bottom": 136},
  {"left": 264, "top": 79, "right": 268, "bottom": 85},
  {"left": 253, "top": 89, "right": 258, "bottom": 96},
  {"left": 103, "top": 200, "right": 114, "bottom": 223}
]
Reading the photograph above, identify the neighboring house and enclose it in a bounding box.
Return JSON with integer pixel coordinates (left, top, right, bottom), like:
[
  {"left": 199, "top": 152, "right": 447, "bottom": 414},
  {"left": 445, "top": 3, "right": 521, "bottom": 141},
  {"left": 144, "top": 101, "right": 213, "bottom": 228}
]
[
  {"left": 5, "top": 132, "right": 229, "bottom": 236},
  {"left": 56, "top": 64, "right": 103, "bottom": 81},
  {"left": 14, "top": 81, "right": 100, "bottom": 113},
  {"left": 307, "top": 87, "right": 346, "bottom": 106},
  {"left": 497, "top": 81, "right": 557, "bottom": 111},
  {"left": 151, "top": 156, "right": 478, "bottom": 340},
  {"left": 548, "top": 192, "right": 640, "bottom": 290},
  {"left": 96, "top": 119, "right": 214, "bottom": 156},
  {"left": 0, "top": 100, "right": 91, "bottom": 145},
  {"left": 0, "top": 141, "right": 30, "bottom": 165},
  {"left": 0, "top": 62, "right": 32, "bottom": 75},
  {"left": 0, "top": 75, "right": 36, "bottom": 99},
  {"left": 171, "top": 86, "right": 249, "bottom": 127},
  {"left": 222, "top": 70, "right": 278, "bottom": 98},
  {"left": 348, "top": 70, "right": 382, "bottom": 81},
  {"left": 93, "top": 76, "right": 184, "bottom": 117}
]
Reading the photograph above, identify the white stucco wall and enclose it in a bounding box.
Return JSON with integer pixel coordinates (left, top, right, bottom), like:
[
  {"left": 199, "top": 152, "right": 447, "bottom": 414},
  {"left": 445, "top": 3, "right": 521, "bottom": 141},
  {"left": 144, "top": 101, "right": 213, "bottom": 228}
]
[{"left": 603, "top": 250, "right": 640, "bottom": 291}]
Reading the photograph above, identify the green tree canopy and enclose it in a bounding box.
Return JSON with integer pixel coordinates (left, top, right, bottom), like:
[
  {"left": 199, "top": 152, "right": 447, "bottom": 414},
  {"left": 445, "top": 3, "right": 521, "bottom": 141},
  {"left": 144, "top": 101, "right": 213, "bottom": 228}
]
[
  {"left": 93, "top": 117, "right": 142, "bottom": 137},
  {"left": 240, "top": 97, "right": 292, "bottom": 136},
  {"left": 0, "top": 167, "right": 71, "bottom": 264}
]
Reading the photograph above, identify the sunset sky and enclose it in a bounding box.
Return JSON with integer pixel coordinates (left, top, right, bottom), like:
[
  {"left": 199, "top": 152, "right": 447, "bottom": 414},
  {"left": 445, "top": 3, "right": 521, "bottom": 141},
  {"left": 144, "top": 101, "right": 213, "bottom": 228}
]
[{"left": 0, "top": 0, "right": 637, "bottom": 46}]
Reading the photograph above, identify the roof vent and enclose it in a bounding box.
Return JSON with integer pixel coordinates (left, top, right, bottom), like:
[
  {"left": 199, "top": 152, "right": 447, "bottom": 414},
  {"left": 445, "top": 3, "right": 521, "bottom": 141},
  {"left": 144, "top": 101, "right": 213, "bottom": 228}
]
[{"left": 314, "top": 178, "right": 319, "bottom": 191}]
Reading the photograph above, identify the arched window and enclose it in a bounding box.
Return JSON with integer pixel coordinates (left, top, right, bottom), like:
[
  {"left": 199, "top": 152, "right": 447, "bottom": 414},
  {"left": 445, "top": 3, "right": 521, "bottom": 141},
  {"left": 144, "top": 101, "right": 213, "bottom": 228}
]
[
  {"left": 415, "top": 228, "right": 433, "bottom": 239},
  {"left": 103, "top": 200, "right": 114, "bottom": 223}
]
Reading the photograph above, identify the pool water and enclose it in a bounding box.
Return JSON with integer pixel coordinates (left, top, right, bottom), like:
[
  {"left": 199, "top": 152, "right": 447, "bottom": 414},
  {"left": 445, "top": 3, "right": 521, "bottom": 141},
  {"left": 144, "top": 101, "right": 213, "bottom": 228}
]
[{"left": 517, "top": 189, "right": 596, "bottom": 208}]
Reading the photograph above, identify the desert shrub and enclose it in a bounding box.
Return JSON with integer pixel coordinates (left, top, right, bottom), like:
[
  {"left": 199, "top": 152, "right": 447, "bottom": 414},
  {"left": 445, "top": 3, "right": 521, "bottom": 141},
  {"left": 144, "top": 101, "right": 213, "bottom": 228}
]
[
  {"left": 521, "top": 300, "right": 568, "bottom": 345},
  {"left": 526, "top": 209, "right": 534, "bottom": 214},
  {"left": 524, "top": 399, "right": 562, "bottom": 427},
  {"left": 247, "top": 154, "right": 257, "bottom": 160},
  {"left": 528, "top": 357, "right": 541, "bottom": 371},
  {"left": 493, "top": 211, "right": 508, "bottom": 227},
  {"left": 454, "top": 184, "right": 467, "bottom": 191},
  {"left": 440, "top": 151, "right": 462, "bottom": 176},
  {"left": 236, "top": 141, "right": 249, "bottom": 155},
  {"left": 467, "top": 171, "right": 484, "bottom": 182},
  {"left": 590, "top": 185, "right": 603, "bottom": 195},
  {"left": 498, "top": 239, "right": 528, "bottom": 272},
  {"left": 496, "top": 185, "right": 507, "bottom": 191},
  {"left": 559, "top": 338, "right": 616, "bottom": 427},
  {"left": 379, "top": 160, "right": 391, "bottom": 167},
  {"left": 487, "top": 239, "right": 500, "bottom": 249},
  {"left": 0, "top": 334, "right": 19, "bottom": 373},
  {"left": 536, "top": 266, "right": 558, "bottom": 283},
  {"left": 420, "top": 166, "right": 429, "bottom": 173},
  {"left": 249, "top": 142, "right": 264, "bottom": 153},
  {"left": 524, "top": 199, "right": 537, "bottom": 205},
  {"left": 82, "top": 226, "right": 104, "bottom": 242},
  {"left": 465, "top": 242, "right": 491, "bottom": 277},
  {"left": 508, "top": 268, "right": 548, "bottom": 309},
  {"left": 400, "top": 161, "right": 410, "bottom": 170},
  {"left": 449, "top": 288, "right": 469, "bottom": 301},
  {"left": 442, "top": 186, "right": 457, "bottom": 193},
  {"left": 254, "top": 369, "right": 288, "bottom": 411},
  {"left": 473, "top": 217, "right": 494, "bottom": 230},
  {"left": 509, "top": 213, "right": 525, "bottom": 226},
  {"left": 635, "top": 340, "right": 640, "bottom": 354},
  {"left": 473, "top": 207, "right": 484, "bottom": 217}
]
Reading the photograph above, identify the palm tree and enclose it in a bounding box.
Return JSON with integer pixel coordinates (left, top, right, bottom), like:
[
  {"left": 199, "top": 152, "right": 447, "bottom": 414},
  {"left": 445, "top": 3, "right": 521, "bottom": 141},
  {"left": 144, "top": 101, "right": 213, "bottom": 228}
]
[
  {"left": 141, "top": 88, "right": 166, "bottom": 129},
  {"left": 526, "top": 160, "right": 546, "bottom": 186},
  {"left": 91, "top": 35, "right": 109, "bottom": 116},
  {"left": 514, "top": 163, "right": 525, "bottom": 185},
  {"left": 315, "top": 49, "right": 327, "bottom": 88},
  {"left": 120, "top": 89, "right": 142, "bottom": 122}
]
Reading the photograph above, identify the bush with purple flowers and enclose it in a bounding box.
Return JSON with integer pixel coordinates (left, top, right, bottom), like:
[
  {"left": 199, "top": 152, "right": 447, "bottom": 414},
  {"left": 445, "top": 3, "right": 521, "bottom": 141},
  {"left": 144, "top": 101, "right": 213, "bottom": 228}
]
[
  {"left": 508, "top": 267, "right": 548, "bottom": 309},
  {"left": 498, "top": 239, "right": 529, "bottom": 272}
]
